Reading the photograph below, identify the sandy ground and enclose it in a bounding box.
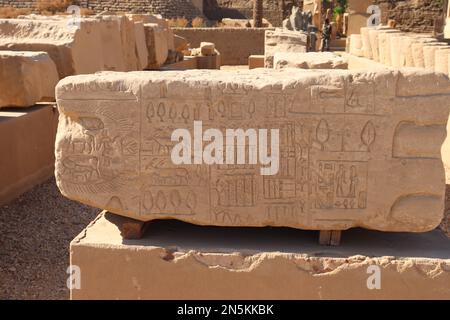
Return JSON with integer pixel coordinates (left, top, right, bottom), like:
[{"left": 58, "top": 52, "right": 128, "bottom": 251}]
[
  {"left": 0, "top": 177, "right": 448, "bottom": 300},
  {"left": 0, "top": 178, "right": 98, "bottom": 300}
]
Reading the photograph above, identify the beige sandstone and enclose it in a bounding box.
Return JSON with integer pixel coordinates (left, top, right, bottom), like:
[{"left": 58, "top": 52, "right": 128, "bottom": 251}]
[
  {"left": 71, "top": 211, "right": 450, "bottom": 300},
  {"left": 56, "top": 69, "right": 450, "bottom": 232},
  {"left": 360, "top": 27, "right": 372, "bottom": 59},
  {"left": 423, "top": 44, "right": 450, "bottom": 70},
  {"left": 133, "top": 22, "right": 149, "bottom": 70},
  {"left": 264, "top": 29, "right": 308, "bottom": 68},
  {"left": 434, "top": 48, "right": 450, "bottom": 75},
  {"left": 388, "top": 33, "right": 406, "bottom": 68},
  {"left": 0, "top": 17, "right": 145, "bottom": 78},
  {"left": 412, "top": 38, "right": 439, "bottom": 68},
  {"left": 379, "top": 31, "right": 402, "bottom": 66},
  {"left": 200, "top": 42, "right": 215, "bottom": 56},
  {"left": 0, "top": 51, "right": 58, "bottom": 108},
  {"left": 144, "top": 23, "right": 169, "bottom": 69},
  {"left": 273, "top": 52, "right": 348, "bottom": 69},
  {"left": 349, "top": 34, "right": 364, "bottom": 57},
  {"left": 0, "top": 104, "right": 58, "bottom": 205}
]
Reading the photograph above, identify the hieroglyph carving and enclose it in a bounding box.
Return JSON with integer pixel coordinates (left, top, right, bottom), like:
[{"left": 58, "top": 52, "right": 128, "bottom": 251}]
[{"left": 55, "top": 69, "right": 450, "bottom": 232}]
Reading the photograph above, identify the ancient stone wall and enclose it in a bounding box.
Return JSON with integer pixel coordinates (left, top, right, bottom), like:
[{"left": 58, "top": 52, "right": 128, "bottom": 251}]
[
  {"left": 373, "top": 0, "right": 446, "bottom": 33},
  {"left": 173, "top": 27, "right": 269, "bottom": 65},
  {"left": 0, "top": 0, "right": 205, "bottom": 20}
]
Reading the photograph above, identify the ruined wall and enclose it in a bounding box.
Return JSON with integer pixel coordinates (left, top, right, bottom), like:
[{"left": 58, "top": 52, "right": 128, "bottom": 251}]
[
  {"left": 373, "top": 0, "right": 446, "bottom": 33},
  {"left": 173, "top": 27, "right": 270, "bottom": 65},
  {"left": 0, "top": 0, "right": 205, "bottom": 20}
]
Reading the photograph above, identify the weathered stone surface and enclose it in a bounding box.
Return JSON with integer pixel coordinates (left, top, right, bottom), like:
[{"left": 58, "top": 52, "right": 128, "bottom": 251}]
[
  {"left": 360, "top": 27, "right": 372, "bottom": 59},
  {"left": 144, "top": 23, "right": 169, "bottom": 69},
  {"left": 264, "top": 29, "right": 308, "bottom": 68},
  {"left": 0, "top": 17, "right": 144, "bottom": 78},
  {"left": 0, "top": 51, "right": 58, "bottom": 108},
  {"left": 388, "top": 33, "right": 406, "bottom": 68},
  {"left": 0, "top": 105, "right": 58, "bottom": 205},
  {"left": 398, "top": 35, "right": 435, "bottom": 68},
  {"left": 411, "top": 38, "right": 439, "bottom": 68},
  {"left": 377, "top": 30, "right": 401, "bottom": 65},
  {"left": 423, "top": 44, "right": 450, "bottom": 70},
  {"left": 55, "top": 69, "right": 450, "bottom": 232},
  {"left": 71, "top": 211, "right": 450, "bottom": 300},
  {"left": 434, "top": 48, "right": 450, "bottom": 75},
  {"left": 273, "top": 52, "right": 348, "bottom": 70},
  {"left": 133, "top": 22, "right": 148, "bottom": 70},
  {"left": 200, "top": 42, "right": 215, "bottom": 56}
]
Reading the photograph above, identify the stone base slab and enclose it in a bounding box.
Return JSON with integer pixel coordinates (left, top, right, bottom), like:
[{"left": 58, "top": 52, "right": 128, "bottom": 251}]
[
  {"left": 0, "top": 104, "right": 58, "bottom": 205},
  {"left": 70, "top": 212, "right": 450, "bottom": 300}
]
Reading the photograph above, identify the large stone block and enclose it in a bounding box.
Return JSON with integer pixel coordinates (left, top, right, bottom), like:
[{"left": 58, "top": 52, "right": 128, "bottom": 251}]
[
  {"left": 0, "top": 105, "right": 58, "bottom": 205},
  {"left": 273, "top": 52, "right": 348, "bottom": 69},
  {"left": 0, "top": 51, "right": 58, "bottom": 108},
  {"left": 264, "top": 29, "right": 307, "bottom": 68},
  {"left": 0, "top": 16, "right": 143, "bottom": 79},
  {"left": 144, "top": 23, "right": 169, "bottom": 69},
  {"left": 70, "top": 211, "right": 450, "bottom": 300},
  {"left": 55, "top": 69, "right": 450, "bottom": 232}
]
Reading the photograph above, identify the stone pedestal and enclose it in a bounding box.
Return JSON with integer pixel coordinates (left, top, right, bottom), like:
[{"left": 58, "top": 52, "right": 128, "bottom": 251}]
[
  {"left": 0, "top": 104, "right": 58, "bottom": 205},
  {"left": 70, "top": 211, "right": 450, "bottom": 300}
]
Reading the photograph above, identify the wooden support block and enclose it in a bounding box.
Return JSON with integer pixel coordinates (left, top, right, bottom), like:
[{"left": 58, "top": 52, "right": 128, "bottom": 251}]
[
  {"left": 330, "top": 231, "right": 342, "bottom": 246},
  {"left": 104, "top": 211, "right": 149, "bottom": 240},
  {"left": 319, "top": 230, "right": 342, "bottom": 246},
  {"left": 319, "top": 230, "right": 332, "bottom": 245}
]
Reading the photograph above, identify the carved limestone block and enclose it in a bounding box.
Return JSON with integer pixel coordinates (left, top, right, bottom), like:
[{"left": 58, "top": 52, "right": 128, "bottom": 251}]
[{"left": 55, "top": 69, "right": 450, "bottom": 232}]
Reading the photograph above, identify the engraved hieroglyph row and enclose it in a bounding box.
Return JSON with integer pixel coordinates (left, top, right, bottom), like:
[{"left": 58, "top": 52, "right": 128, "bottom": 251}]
[{"left": 55, "top": 69, "right": 450, "bottom": 232}]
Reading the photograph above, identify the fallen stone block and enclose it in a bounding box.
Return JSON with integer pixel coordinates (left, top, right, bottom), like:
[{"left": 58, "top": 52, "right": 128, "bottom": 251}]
[
  {"left": 389, "top": 33, "right": 406, "bottom": 67},
  {"left": 133, "top": 21, "right": 148, "bottom": 70},
  {"left": 200, "top": 42, "right": 215, "bottom": 56},
  {"left": 144, "top": 23, "right": 169, "bottom": 69},
  {"left": 273, "top": 52, "right": 348, "bottom": 69},
  {"left": 0, "top": 17, "right": 140, "bottom": 78},
  {"left": 248, "top": 55, "right": 265, "bottom": 69},
  {"left": 264, "top": 29, "right": 307, "bottom": 68},
  {"left": 55, "top": 69, "right": 450, "bottom": 233},
  {"left": 0, "top": 51, "right": 58, "bottom": 108},
  {"left": 70, "top": 211, "right": 450, "bottom": 299},
  {"left": 0, "top": 105, "right": 58, "bottom": 205},
  {"left": 196, "top": 53, "right": 221, "bottom": 69}
]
